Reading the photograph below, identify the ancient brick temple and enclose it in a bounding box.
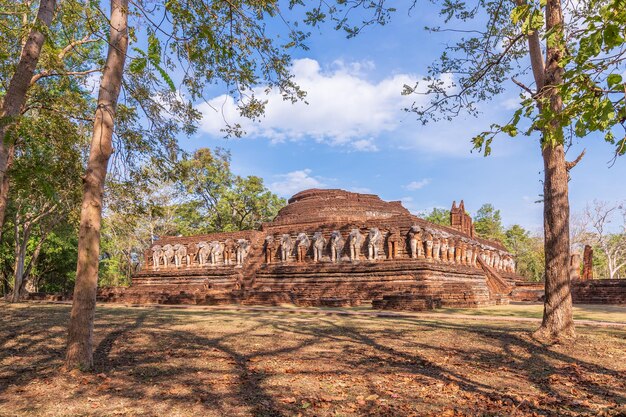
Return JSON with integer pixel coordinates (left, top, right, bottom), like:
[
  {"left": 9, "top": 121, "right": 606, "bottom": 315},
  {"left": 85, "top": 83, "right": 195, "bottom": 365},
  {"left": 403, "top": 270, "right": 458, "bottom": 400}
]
[{"left": 99, "top": 189, "right": 522, "bottom": 309}]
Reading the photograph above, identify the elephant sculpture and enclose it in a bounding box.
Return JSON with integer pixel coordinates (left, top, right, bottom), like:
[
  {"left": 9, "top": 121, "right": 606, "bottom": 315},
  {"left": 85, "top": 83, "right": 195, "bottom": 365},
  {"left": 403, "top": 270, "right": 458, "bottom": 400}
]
[
  {"left": 367, "top": 228, "right": 382, "bottom": 260},
  {"left": 329, "top": 231, "right": 344, "bottom": 263},
  {"left": 440, "top": 234, "right": 449, "bottom": 262},
  {"left": 209, "top": 241, "right": 223, "bottom": 265},
  {"left": 408, "top": 225, "right": 422, "bottom": 259},
  {"left": 348, "top": 228, "right": 364, "bottom": 261},
  {"left": 264, "top": 235, "right": 276, "bottom": 264},
  {"left": 432, "top": 233, "right": 441, "bottom": 261},
  {"left": 151, "top": 245, "right": 163, "bottom": 270},
  {"left": 280, "top": 234, "right": 293, "bottom": 262},
  {"left": 312, "top": 232, "right": 326, "bottom": 262},
  {"left": 235, "top": 239, "right": 250, "bottom": 265},
  {"left": 295, "top": 233, "right": 310, "bottom": 262},
  {"left": 162, "top": 244, "right": 175, "bottom": 268},
  {"left": 423, "top": 229, "right": 434, "bottom": 259},
  {"left": 223, "top": 238, "right": 236, "bottom": 265},
  {"left": 196, "top": 241, "right": 211, "bottom": 266},
  {"left": 173, "top": 243, "right": 189, "bottom": 268}
]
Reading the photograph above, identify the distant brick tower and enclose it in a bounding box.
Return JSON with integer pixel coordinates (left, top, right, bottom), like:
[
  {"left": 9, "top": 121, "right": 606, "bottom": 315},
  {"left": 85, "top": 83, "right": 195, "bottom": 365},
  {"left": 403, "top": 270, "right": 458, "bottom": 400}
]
[{"left": 450, "top": 200, "right": 475, "bottom": 237}]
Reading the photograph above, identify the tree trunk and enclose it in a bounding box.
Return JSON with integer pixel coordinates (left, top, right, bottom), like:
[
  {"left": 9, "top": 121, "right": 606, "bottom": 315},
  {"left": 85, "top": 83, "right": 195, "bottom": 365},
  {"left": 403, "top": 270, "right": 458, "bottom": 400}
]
[
  {"left": 0, "top": 0, "right": 57, "bottom": 235},
  {"left": 535, "top": 0, "right": 575, "bottom": 339},
  {"left": 65, "top": 0, "right": 129, "bottom": 371},
  {"left": 11, "top": 225, "right": 29, "bottom": 302},
  {"left": 0, "top": 146, "right": 15, "bottom": 243},
  {"left": 538, "top": 144, "right": 575, "bottom": 338}
]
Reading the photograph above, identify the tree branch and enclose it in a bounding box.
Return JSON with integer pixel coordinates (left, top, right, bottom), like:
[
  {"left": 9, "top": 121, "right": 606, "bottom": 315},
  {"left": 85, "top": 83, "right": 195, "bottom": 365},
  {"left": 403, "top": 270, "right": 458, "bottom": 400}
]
[{"left": 566, "top": 149, "right": 586, "bottom": 171}]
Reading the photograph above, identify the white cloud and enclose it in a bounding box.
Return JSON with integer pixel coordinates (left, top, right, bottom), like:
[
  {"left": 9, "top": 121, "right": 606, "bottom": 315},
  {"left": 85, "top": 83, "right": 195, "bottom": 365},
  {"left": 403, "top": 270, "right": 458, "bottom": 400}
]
[
  {"left": 269, "top": 169, "right": 325, "bottom": 197},
  {"left": 352, "top": 139, "right": 379, "bottom": 152},
  {"left": 198, "top": 58, "right": 422, "bottom": 152},
  {"left": 405, "top": 179, "right": 431, "bottom": 191},
  {"left": 197, "top": 58, "right": 487, "bottom": 157}
]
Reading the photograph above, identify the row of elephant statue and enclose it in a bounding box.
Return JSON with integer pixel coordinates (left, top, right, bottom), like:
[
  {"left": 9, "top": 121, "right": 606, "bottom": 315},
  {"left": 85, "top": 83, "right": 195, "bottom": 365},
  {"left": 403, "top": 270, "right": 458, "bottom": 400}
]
[
  {"left": 263, "top": 226, "right": 516, "bottom": 272},
  {"left": 150, "top": 239, "right": 251, "bottom": 269}
]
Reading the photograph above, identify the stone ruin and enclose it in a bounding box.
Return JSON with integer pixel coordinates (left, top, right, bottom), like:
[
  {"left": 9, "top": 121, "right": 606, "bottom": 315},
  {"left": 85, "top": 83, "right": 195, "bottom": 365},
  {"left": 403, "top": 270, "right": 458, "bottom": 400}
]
[{"left": 98, "top": 189, "right": 524, "bottom": 310}]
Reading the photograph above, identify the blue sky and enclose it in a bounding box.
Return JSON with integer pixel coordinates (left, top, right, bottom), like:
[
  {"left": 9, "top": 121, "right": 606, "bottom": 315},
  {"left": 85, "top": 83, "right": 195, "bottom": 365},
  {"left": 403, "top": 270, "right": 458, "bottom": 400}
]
[{"left": 174, "top": 5, "right": 626, "bottom": 232}]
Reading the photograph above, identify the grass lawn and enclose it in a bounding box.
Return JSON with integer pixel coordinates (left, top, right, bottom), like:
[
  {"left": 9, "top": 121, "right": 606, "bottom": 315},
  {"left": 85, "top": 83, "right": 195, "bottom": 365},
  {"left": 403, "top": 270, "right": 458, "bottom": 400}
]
[{"left": 0, "top": 302, "right": 624, "bottom": 416}]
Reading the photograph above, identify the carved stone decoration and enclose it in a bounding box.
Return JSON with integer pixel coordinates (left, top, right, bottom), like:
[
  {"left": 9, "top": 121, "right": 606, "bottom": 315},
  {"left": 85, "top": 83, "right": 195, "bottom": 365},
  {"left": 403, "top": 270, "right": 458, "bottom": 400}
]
[
  {"left": 295, "top": 232, "right": 310, "bottom": 262},
  {"left": 162, "top": 244, "right": 175, "bottom": 268},
  {"left": 264, "top": 235, "right": 276, "bottom": 264},
  {"left": 223, "top": 238, "right": 236, "bottom": 265},
  {"left": 312, "top": 232, "right": 326, "bottom": 262},
  {"left": 454, "top": 239, "right": 463, "bottom": 264},
  {"left": 330, "top": 231, "right": 344, "bottom": 263},
  {"left": 483, "top": 248, "right": 490, "bottom": 266},
  {"left": 280, "top": 234, "right": 293, "bottom": 262},
  {"left": 386, "top": 227, "right": 400, "bottom": 260},
  {"left": 492, "top": 250, "right": 500, "bottom": 269},
  {"left": 209, "top": 241, "right": 223, "bottom": 265},
  {"left": 236, "top": 239, "right": 250, "bottom": 265},
  {"left": 447, "top": 239, "right": 456, "bottom": 263},
  {"left": 432, "top": 234, "right": 441, "bottom": 261},
  {"left": 460, "top": 239, "right": 468, "bottom": 265},
  {"left": 423, "top": 229, "right": 434, "bottom": 260},
  {"left": 408, "top": 225, "right": 423, "bottom": 259},
  {"left": 348, "top": 228, "right": 364, "bottom": 261},
  {"left": 151, "top": 245, "right": 163, "bottom": 270},
  {"left": 367, "top": 228, "right": 383, "bottom": 260},
  {"left": 196, "top": 241, "right": 210, "bottom": 266},
  {"left": 465, "top": 244, "right": 473, "bottom": 267},
  {"left": 440, "top": 236, "right": 449, "bottom": 262},
  {"left": 173, "top": 243, "right": 189, "bottom": 268},
  {"left": 471, "top": 245, "right": 478, "bottom": 267}
]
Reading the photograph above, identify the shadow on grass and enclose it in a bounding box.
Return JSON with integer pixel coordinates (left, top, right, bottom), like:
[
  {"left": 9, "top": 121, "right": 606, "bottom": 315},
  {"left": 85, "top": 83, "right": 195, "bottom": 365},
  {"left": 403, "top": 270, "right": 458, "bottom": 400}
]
[{"left": 0, "top": 303, "right": 624, "bottom": 416}]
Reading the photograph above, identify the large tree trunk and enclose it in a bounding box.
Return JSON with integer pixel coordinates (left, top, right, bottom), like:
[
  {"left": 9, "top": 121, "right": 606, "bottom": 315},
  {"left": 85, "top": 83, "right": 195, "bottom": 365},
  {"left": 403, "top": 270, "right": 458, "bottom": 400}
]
[
  {"left": 12, "top": 228, "right": 29, "bottom": 302},
  {"left": 0, "top": 0, "right": 57, "bottom": 237},
  {"left": 535, "top": 0, "right": 575, "bottom": 339},
  {"left": 65, "top": 0, "right": 129, "bottom": 370}
]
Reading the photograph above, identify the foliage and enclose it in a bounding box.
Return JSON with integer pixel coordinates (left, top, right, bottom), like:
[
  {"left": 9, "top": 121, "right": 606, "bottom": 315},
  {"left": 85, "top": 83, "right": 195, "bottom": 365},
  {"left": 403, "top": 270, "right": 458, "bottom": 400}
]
[
  {"left": 177, "top": 148, "right": 285, "bottom": 232},
  {"left": 421, "top": 207, "right": 451, "bottom": 226},
  {"left": 505, "top": 224, "right": 545, "bottom": 281},
  {"left": 98, "top": 149, "right": 285, "bottom": 284},
  {"left": 473, "top": 204, "right": 506, "bottom": 243}
]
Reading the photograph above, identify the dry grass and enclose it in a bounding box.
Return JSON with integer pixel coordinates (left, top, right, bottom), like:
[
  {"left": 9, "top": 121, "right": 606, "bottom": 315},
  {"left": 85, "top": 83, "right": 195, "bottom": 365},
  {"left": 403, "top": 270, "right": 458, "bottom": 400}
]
[{"left": 0, "top": 302, "right": 624, "bottom": 416}]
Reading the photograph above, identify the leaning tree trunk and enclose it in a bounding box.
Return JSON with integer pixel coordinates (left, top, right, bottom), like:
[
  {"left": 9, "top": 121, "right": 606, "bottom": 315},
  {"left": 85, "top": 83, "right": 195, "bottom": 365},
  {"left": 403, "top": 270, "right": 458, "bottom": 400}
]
[
  {"left": 535, "top": 0, "right": 575, "bottom": 339},
  {"left": 65, "top": 0, "right": 129, "bottom": 370},
  {"left": 0, "top": 0, "right": 57, "bottom": 239}
]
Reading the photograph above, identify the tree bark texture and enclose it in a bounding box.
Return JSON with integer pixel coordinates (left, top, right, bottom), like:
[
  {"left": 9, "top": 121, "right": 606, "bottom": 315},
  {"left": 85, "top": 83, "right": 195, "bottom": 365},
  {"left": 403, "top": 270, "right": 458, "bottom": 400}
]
[
  {"left": 0, "top": 0, "right": 56, "bottom": 235},
  {"left": 536, "top": 0, "right": 575, "bottom": 339},
  {"left": 65, "top": 0, "right": 129, "bottom": 370}
]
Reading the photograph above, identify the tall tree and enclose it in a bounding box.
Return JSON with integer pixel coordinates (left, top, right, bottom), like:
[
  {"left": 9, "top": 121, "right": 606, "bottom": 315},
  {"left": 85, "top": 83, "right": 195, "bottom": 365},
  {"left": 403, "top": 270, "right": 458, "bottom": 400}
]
[
  {"left": 66, "top": 0, "right": 129, "bottom": 369},
  {"left": 178, "top": 148, "right": 285, "bottom": 232},
  {"left": 6, "top": 111, "right": 83, "bottom": 301},
  {"left": 0, "top": 0, "right": 57, "bottom": 240},
  {"left": 403, "top": 0, "right": 626, "bottom": 339}
]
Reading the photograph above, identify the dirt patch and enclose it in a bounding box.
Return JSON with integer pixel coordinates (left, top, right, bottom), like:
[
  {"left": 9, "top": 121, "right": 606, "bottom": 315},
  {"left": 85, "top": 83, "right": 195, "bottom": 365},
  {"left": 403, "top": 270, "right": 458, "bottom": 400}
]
[{"left": 0, "top": 303, "right": 624, "bottom": 416}]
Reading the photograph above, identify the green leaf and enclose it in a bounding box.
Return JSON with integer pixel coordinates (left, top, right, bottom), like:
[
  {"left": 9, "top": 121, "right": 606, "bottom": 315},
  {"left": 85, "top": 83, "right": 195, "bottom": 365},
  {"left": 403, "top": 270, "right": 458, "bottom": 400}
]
[{"left": 607, "top": 73, "right": 623, "bottom": 88}]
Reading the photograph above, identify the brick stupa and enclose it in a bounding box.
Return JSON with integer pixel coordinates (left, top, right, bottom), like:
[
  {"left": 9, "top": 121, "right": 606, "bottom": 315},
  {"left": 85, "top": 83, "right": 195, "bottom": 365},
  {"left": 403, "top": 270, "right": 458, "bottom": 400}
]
[{"left": 99, "top": 189, "right": 520, "bottom": 309}]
